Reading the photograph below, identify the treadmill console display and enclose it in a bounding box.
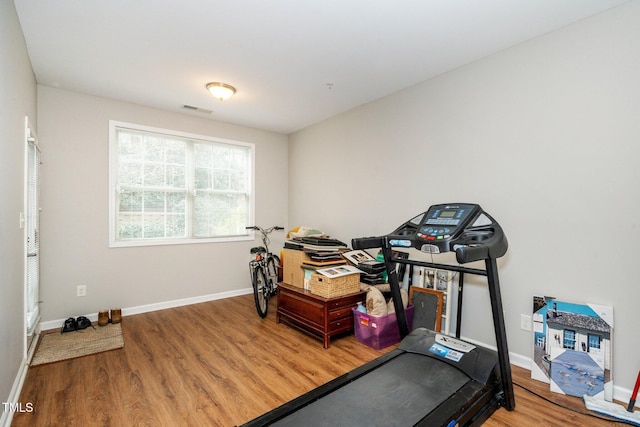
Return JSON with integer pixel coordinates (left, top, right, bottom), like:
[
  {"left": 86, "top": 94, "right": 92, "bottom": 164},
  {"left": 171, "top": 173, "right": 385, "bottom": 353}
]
[
  {"left": 354, "top": 203, "right": 507, "bottom": 264},
  {"left": 418, "top": 204, "right": 478, "bottom": 241}
]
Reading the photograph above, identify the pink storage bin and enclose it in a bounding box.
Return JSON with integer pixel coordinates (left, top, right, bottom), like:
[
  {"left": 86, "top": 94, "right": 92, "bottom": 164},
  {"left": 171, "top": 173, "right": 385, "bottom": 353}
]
[{"left": 352, "top": 305, "right": 414, "bottom": 350}]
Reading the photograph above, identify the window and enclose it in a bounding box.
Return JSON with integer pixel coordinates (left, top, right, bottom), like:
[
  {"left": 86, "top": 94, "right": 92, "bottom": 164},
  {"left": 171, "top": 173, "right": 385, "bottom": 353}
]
[
  {"left": 109, "top": 121, "right": 254, "bottom": 247},
  {"left": 563, "top": 330, "right": 576, "bottom": 350},
  {"left": 588, "top": 334, "right": 601, "bottom": 352}
]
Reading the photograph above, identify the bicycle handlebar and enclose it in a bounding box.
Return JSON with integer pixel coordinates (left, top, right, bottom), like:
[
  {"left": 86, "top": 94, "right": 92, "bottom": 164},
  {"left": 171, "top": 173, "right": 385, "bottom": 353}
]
[{"left": 246, "top": 226, "right": 284, "bottom": 232}]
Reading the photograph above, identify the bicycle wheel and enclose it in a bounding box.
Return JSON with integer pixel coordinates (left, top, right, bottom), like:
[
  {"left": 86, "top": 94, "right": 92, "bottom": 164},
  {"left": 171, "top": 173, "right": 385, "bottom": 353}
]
[
  {"left": 266, "top": 254, "right": 280, "bottom": 290},
  {"left": 252, "top": 265, "right": 269, "bottom": 318}
]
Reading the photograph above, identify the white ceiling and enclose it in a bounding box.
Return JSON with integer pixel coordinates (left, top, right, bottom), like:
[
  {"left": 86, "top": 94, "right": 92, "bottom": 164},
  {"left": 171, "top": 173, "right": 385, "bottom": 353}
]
[{"left": 14, "top": 0, "right": 630, "bottom": 134}]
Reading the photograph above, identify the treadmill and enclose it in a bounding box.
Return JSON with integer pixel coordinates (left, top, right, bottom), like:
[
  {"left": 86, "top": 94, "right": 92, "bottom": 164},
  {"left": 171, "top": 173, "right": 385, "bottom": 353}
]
[{"left": 242, "top": 203, "right": 515, "bottom": 426}]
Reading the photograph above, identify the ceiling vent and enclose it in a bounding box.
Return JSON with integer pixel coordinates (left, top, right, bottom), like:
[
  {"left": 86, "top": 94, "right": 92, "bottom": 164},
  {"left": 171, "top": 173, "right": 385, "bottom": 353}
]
[{"left": 182, "top": 105, "right": 213, "bottom": 114}]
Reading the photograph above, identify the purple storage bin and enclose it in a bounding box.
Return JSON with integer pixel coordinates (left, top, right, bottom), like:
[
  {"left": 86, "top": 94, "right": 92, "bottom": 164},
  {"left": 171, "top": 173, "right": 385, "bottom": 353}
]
[{"left": 352, "top": 305, "right": 414, "bottom": 350}]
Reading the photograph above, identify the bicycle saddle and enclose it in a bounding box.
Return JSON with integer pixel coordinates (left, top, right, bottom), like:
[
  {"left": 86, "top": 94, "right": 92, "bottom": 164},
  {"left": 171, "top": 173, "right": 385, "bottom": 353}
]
[{"left": 250, "top": 246, "right": 266, "bottom": 254}]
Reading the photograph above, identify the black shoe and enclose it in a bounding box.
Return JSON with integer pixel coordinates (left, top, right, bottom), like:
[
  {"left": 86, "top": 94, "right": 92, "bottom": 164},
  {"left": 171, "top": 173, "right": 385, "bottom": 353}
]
[
  {"left": 75, "top": 316, "right": 93, "bottom": 330},
  {"left": 61, "top": 317, "right": 77, "bottom": 333}
]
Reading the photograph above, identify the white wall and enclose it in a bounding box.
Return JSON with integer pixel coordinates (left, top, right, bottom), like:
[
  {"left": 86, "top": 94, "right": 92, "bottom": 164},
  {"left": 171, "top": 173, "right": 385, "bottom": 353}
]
[
  {"left": 289, "top": 2, "right": 640, "bottom": 392},
  {"left": 0, "top": 0, "right": 37, "bottom": 421},
  {"left": 37, "top": 86, "right": 288, "bottom": 322}
]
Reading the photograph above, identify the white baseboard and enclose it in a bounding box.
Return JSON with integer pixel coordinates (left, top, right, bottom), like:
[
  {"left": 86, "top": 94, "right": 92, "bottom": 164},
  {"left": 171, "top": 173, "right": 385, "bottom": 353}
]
[
  {"left": 39, "top": 287, "right": 253, "bottom": 332},
  {"left": 509, "top": 351, "right": 531, "bottom": 370},
  {"left": 1, "top": 356, "right": 30, "bottom": 427},
  {"left": 459, "top": 335, "right": 531, "bottom": 371}
]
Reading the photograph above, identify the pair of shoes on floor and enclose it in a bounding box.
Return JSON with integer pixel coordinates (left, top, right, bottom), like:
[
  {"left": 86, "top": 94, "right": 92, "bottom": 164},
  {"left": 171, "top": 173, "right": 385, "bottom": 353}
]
[
  {"left": 98, "top": 308, "right": 122, "bottom": 326},
  {"left": 61, "top": 316, "right": 94, "bottom": 333}
]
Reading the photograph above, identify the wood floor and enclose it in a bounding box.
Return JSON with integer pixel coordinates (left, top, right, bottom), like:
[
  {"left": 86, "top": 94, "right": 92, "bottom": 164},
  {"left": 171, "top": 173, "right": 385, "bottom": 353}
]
[{"left": 14, "top": 294, "right": 627, "bottom": 426}]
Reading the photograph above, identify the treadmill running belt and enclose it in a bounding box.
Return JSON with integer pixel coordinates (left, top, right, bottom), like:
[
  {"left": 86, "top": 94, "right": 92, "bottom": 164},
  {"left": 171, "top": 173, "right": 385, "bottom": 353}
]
[{"left": 272, "top": 353, "right": 470, "bottom": 426}]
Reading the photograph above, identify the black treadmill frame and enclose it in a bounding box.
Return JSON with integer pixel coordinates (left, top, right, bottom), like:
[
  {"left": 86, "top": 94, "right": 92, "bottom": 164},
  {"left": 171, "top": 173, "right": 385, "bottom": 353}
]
[{"left": 379, "top": 236, "right": 515, "bottom": 413}]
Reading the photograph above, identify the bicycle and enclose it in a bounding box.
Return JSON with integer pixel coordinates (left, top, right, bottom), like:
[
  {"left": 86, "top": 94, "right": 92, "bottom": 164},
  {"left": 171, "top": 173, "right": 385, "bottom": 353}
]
[{"left": 246, "top": 225, "right": 284, "bottom": 317}]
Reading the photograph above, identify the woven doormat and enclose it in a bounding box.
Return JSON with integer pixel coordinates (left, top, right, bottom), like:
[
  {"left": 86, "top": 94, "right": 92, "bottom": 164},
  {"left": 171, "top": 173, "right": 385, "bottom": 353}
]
[{"left": 31, "top": 323, "right": 124, "bottom": 366}]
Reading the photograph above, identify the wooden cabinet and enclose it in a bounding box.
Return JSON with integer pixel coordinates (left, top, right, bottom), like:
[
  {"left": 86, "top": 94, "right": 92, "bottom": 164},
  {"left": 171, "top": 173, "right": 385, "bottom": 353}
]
[{"left": 276, "top": 282, "right": 365, "bottom": 348}]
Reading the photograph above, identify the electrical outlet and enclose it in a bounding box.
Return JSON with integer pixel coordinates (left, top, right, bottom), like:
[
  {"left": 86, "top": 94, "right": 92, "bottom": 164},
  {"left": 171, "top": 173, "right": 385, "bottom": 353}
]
[
  {"left": 520, "top": 314, "right": 532, "bottom": 331},
  {"left": 76, "top": 285, "right": 87, "bottom": 297}
]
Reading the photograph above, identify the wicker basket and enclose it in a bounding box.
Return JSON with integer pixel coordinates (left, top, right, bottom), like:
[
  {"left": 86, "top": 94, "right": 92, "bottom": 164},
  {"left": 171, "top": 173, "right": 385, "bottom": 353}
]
[{"left": 310, "top": 273, "right": 360, "bottom": 298}]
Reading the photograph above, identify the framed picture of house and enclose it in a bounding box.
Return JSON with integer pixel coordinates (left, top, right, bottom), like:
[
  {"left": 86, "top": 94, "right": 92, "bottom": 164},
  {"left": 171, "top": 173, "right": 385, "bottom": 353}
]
[{"left": 531, "top": 296, "right": 613, "bottom": 401}]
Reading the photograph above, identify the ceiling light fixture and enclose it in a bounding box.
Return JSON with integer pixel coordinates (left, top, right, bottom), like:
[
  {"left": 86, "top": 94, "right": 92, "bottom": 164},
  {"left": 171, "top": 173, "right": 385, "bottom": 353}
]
[{"left": 206, "top": 82, "right": 236, "bottom": 101}]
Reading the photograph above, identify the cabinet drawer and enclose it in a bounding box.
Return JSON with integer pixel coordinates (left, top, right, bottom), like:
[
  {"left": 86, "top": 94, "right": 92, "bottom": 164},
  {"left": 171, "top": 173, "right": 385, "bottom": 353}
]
[
  {"left": 328, "top": 316, "right": 354, "bottom": 333},
  {"left": 328, "top": 307, "right": 354, "bottom": 322},
  {"left": 328, "top": 295, "right": 364, "bottom": 310}
]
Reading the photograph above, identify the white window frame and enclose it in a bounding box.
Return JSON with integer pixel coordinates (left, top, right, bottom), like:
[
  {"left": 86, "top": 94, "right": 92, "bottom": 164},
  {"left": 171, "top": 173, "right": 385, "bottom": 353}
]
[{"left": 109, "top": 121, "right": 255, "bottom": 248}]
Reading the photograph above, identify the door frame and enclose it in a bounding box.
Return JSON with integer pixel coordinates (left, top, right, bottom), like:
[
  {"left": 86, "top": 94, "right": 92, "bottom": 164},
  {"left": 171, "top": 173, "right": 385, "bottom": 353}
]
[{"left": 24, "top": 116, "right": 41, "bottom": 360}]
